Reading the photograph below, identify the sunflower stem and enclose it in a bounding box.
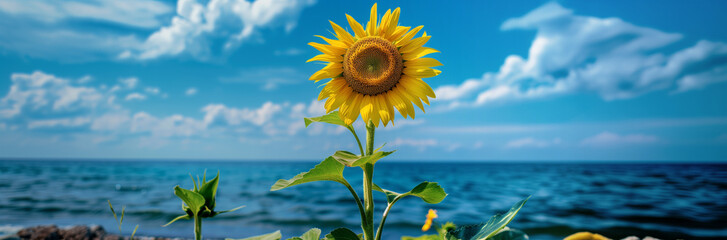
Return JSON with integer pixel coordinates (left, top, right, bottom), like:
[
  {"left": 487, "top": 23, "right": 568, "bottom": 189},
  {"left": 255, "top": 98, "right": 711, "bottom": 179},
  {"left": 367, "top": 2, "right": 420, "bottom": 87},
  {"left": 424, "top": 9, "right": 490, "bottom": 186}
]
[
  {"left": 348, "top": 126, "right": 365, "bottom": 156},
  {"left": 362, "top": 120, "right": 376, "bottom": 240},
  {"left": 194, "top": 215, "right": 202, "bottom": 240}
]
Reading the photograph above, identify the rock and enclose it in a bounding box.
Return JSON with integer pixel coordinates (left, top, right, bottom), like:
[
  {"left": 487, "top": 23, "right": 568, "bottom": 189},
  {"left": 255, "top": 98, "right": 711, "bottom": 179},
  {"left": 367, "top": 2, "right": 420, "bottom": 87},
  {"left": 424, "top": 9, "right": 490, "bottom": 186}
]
[{"left": 17, "top": 225, "right": 61, "bottom": 240}]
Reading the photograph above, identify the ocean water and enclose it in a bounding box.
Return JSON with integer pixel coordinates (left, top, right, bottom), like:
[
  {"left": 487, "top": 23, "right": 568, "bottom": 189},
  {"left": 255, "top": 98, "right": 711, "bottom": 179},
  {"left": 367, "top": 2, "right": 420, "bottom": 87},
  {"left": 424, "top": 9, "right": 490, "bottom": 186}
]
[{"left": 0, "top": 160, "right": 726, "bottom": 240}]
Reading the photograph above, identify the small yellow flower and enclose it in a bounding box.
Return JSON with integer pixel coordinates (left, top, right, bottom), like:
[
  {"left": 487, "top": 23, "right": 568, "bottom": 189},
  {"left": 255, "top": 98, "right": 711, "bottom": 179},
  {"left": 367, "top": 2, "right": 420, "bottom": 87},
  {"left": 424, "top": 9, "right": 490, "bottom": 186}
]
[
  {"left": 421, "top": 209, "right": 438, "bottom": 231},
  {"left": 564, "top": 232, "right": 611, "bottom": 240}
]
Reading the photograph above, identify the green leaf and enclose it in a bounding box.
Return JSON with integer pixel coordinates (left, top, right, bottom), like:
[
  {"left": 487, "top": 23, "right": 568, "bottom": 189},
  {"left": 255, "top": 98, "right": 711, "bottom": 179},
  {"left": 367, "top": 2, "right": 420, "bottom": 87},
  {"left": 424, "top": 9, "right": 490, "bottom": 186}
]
[
  {"left": 270, "top": 157, "right": 347, "bottom": 191},
  {"left": 108, "top": 200, "right": 118, "bottom": 223},
  {"left": 401, "top": 235, "right": 440, "bottom": 240},
  {"left": 162, "top": 214, "right": 190, "bottom": 227},
  {"left": 174, "top": 185, "right": 206, "bottom": 215},
  {"left": 325, "top": 228, "right": 359, "bottom": 240},
  {"left": 359, "top": 150, "right": 395, "bottom": 165},
  {"left": 447, "top": 197, "right": 530, "bottom": 240},
  {"left": 213, "top": 205, "right": 246, "bottom": 217},
  {"left": 198, "top": 171, "right": 220, "bottom": 209},
  {"left": 304, "top": 111, "right": 348, "bottom": 128},
  {"left": 131, "top": 225, "right": 139, "bottom": 240},
  {"left": 488, "top": 228, "right": 528, "bottom": 240},
  {"left": 300, "top": 228, "right": 322, "bottom": 240},
  {"left": 331, "top": 150, "right": 395, "bottom": 167},
  {"left": 331, "top": 150, "right": 362, "bottom": 167},
  {"left": 373, "top": 182, "right": 447, "bottom": 204},
  {"left": 227, "top": 231, "right": 283, "bottom": 240}
]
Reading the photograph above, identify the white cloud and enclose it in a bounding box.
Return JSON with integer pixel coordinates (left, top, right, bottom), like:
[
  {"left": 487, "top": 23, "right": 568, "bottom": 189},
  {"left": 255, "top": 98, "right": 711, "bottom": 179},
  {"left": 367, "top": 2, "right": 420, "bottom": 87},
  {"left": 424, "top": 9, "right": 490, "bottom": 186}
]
[
  {"left": 202, "top": 101, "right": 282, "bottom": 126},
  {"left": 125, "top": 93, "right": 147, "bottom": 101},
  {"left": 131, "top": 112, "right": 206, "bottom": 137},
  {"left": 28, "top": 117, "right": 91, "bottom": 129},
  {"left": 185, "top": 87, "right": 198, "bottom": 96},
  {"left": 434, "top": 2, "right": 727, "bottom": 109},
  {"left": 119, "top": 77, "right": 139, "bottom": 89},
  {"left": 0, "top": 0, "right": 171, "bottom": 28},
  {"left": 0, "top": 71, "right": 108, "bottom": 119},
  {"left": 124, "top": 0, "right": 316, "bottom": 60},
  {"left": 505, "top": 137, "right": 561, "bottom": 149},
  {"left": 581, "top": 132, "right": 658, "bottom": 147},
  {"left": 0, "top": 1, "right": 168, "bottom": 61},
  {"left": 145, "top": 87, "right": 160, "bottom": 95}
]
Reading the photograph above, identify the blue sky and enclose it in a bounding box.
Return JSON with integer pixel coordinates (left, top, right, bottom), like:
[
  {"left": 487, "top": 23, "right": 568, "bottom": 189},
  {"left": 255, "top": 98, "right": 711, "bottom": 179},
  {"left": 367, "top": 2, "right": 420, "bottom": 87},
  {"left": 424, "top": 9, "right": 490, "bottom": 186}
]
[{"left": 1, "top": 0, "right": 726, "bottom": 161}]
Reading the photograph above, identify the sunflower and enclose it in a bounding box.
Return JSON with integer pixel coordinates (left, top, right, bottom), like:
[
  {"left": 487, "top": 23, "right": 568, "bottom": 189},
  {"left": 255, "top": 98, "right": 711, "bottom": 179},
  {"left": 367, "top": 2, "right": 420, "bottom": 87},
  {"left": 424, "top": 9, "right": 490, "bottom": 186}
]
[{"left": 307, "top": 3, "right": 441, "bottom": 127}]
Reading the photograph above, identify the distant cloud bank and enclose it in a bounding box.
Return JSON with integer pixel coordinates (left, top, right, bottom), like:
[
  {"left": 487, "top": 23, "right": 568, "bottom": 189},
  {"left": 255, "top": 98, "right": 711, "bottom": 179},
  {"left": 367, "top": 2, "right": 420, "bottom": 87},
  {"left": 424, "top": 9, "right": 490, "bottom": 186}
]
[{"left": 435, "top": 2, "right": 727, "bottom": 110}]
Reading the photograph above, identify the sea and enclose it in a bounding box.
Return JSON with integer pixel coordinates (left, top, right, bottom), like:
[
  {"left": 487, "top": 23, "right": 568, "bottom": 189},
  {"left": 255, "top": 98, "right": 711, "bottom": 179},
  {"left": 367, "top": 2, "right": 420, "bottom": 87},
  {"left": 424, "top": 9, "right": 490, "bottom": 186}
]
[{"left": 0, "top": 160, "right": 726, "bottom": 240}]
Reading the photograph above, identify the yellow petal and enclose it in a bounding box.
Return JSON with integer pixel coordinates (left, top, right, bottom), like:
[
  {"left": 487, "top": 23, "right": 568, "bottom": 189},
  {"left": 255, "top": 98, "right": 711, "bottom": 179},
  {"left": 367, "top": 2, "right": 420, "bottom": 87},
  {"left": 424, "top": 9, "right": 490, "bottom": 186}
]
[
  {"left": 396, "top": 25, "right": 423, "bottom": 47},
  {"left": 367, "top": 3, "right": 378, "bottom": 36},
  {"left": 321, "top": 77, "right": 347, "bottom": 99},
  {"left": 398, "top": 84, "right": 426, "bottom": 112},
  {"left": 314, "top": 35, "right": 349, "bottom": 48},
  {"left": 385, "top": 91, "right": 409, "bottom": 118},
  {"left": 369, "top": 95, "right": 381, "bottom": 127},
  {"left": 392, "top": 87, "right": 416, "bottom": 118},
  {"left": 400, "top": 76, "right": 431, "bottom": 104},
  {"left": 385, "top": 8, "right": 400, "bottom": 38},
  {"left": 325, "top": 86, "right": 352, "bottom": 112},
  {"left": 403, "top": 67, "right": 440, "bottom": 78},
  {"left": 310, "top": 62, "right": 343, "bottom": 81},
  {"left": 404, "top": 58, "right": 442, "bottom": 68},
  {"left": 360, "top": 95, "right": 373, "bottom": 123},
  {"left": 402, "top": 47, "right": 439, "bottom": 60},
  {"left": 378, "top": 9, "right": 391, "bottom": 37},
  {"left": 388, "top": 26, "right": 410, "bottom": 42},
  {"left": 309, "top": 42, "right": 345, "bottom": 56},
  {"left": 344, "top": 94, "right": 363, "bottom": 125},
  {"left": 400, "top": 35, "right": 431, "bottom": 53},
  {"left": 330, "top": 20, "right": 355, "bottom": 45},
  {"left": 346, "top": 14, "right": 367, "bottom": 38},
  {"left": 307, "top": 54, "right": 342, "bottom": 63},
  {"left": 377, "top": 95, "right": 393, "bottom": 126}
]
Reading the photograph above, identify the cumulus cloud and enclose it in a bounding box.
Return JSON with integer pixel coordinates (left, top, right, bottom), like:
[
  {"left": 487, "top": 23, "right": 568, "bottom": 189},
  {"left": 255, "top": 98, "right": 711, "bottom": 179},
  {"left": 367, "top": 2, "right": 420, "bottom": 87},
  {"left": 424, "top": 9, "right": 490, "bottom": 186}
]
[
  {"left": 581, "top": 132, "right": 658, "bottom": 147},
  {"left": 0, "top": 71, "right": 340, "bottom": 149},
  {"left": 122, "top": 0, "right": 316, "bottom": 60},
  {"left": 185, "top": 87, "right": 198, "bottom": 96},
  {"left": 505, "top": 137, "right": 561, "bottom": 149},
  {"left": 0, "top": 0, "right": 171, "bottom": 28},
  {"left": 0, "top": 0, "right": 169, "bottom": 61},
  {"left": 125, "top": 93, "right": 147, "bottom": 101},
  {"left": 435, "top": 2, "right": 727, "bottom": 109},
  {"left": 0, "top": 0, "right": 316, "bottom": 61},
  {"left": 0, "top": 71, "right": 108, "bottom": 119}
]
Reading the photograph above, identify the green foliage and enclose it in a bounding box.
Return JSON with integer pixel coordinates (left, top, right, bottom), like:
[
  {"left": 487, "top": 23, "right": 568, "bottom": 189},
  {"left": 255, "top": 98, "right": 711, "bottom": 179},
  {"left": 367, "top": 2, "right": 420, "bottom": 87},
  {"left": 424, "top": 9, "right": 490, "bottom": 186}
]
[
  {"left": 324, "top": 228, "right": 360, "bottom": 240},
  {"left": 303, "top": 111, "right": 350, "bottom": 128},
  {"left": 107, "top": 200, "right": 139, "bottom": 240},
  {"left": 304, "top": 111, "right": 348, "bottom": 128},
  {"left": 227, "top": 229, "right": 324, "bottom": 240},
  {"left": 446, "top": 197, "right": 530, "bottom": 240},
  {"left": 488, "top": 228, "right": 528, "bottom": 240},
  {"left": 166, "top": 171, "right": 244, "bottom": 240},
  {"left": 373, "top": 182, "right": 447, "bottom": 204},
  {"left": 227, "top": 231, "right": 283, "bottom": 240},
  {"left": 331, "top": 150, "right": 396, "bottom": 167},
  {"left": 270, "top": 157, "right": 348, "bottom": 191},
  {"left": 296, "top": 228, "right": 322, "bottom": 240}
]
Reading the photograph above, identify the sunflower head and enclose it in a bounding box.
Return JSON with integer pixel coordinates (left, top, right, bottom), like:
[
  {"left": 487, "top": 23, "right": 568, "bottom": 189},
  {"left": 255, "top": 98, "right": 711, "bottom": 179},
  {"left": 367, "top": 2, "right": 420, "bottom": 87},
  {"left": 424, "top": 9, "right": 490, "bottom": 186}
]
[{"left": 308, "top": 3, "right": 441, "bottom": 127}]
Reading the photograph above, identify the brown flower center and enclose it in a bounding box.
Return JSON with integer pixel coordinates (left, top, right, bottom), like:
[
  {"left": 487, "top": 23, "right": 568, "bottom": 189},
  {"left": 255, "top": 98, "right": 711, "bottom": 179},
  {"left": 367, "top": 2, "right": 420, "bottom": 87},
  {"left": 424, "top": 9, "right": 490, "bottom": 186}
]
[{"left": 343, "top": 36, "right": 403, "bottom": 95}]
